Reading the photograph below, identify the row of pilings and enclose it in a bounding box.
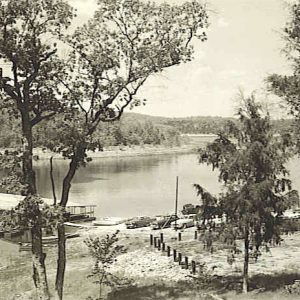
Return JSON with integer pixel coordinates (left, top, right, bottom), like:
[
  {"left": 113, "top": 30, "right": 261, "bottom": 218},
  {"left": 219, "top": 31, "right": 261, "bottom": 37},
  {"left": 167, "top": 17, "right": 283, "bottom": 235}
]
[{"left": 149, "top": 231, "right": 200, "bottom": 275}]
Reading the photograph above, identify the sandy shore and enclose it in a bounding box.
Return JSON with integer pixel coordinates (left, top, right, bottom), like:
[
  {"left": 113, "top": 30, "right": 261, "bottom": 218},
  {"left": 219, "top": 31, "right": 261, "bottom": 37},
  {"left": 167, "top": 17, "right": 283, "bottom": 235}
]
[
  {"left": 2, "top": 223, "right": 300, "bottom": 299},
  {"left": 64, "top": 224, "right": 300, "bottom": 299},
  {"left": 75, "top": 224, "right": 300, "bottom": 278}
]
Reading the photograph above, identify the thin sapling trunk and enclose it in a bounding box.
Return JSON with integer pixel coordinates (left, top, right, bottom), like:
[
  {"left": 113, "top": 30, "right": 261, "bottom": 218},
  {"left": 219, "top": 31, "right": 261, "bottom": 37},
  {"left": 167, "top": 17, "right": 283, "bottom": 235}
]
[
  {"left": 243, "top": 226, "right": 250, "bottom": 293},
  {"left": 50, "top": 156, "right": 57, "bottom": 205},
  {"left": 55, "top": 154, "right": 81, "bottom": 300}
]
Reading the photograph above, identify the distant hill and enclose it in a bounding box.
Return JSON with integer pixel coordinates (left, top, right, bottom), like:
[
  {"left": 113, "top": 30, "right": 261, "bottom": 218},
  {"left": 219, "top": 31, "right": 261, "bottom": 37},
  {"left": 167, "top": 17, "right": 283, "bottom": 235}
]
[
  {"left": 0, "top": 110, "right": 294, "bottom": 149},
  {"left": 121, "top": 112, "right": 293, "bottom": 135},
  {"left": 121, "top": 112, "right": 234, "bottom": 135}
]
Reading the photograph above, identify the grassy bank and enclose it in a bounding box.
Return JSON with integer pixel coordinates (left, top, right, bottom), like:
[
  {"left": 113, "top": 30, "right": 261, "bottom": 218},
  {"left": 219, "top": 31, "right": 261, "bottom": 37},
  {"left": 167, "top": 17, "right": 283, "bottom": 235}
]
[{"left": 1, "top": 225, "right": 300, "bottom": 299}]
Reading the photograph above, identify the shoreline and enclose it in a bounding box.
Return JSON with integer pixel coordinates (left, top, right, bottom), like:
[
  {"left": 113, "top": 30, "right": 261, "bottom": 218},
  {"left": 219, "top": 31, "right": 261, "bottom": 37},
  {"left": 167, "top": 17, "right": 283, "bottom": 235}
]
[{"left": 32, "top": 145, "right": 197, "bottom": 160}]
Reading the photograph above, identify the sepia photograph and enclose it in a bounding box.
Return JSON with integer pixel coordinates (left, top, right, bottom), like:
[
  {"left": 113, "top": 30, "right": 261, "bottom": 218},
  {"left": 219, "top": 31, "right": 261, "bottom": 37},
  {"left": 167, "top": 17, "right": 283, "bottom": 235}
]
[{"left": 0, "top": 0, "right": 300, "bottom": 299}]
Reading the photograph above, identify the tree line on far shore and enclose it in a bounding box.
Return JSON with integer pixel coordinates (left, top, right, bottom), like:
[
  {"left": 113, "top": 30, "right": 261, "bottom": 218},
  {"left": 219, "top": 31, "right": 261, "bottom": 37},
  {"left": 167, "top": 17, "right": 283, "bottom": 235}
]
[{"left": 0, "top": 110, "right": 293, "bottom": 149}]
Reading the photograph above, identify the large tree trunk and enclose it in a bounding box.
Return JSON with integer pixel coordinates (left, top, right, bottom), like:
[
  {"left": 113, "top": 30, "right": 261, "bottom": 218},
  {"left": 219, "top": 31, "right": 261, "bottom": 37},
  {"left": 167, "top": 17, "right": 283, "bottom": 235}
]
[
  {"left": 21, "top": 113, "right": 50, "bottom": 299},
  {"left": 243, "top": 227, "right": 250, "bottom": 293},
  {"left": 31, "top": 222, "right": 50, "bottom": 300},
  {"left": 55, "top": 155, "right": 80, "bottom": 300},
  {"left": 55, "top": 223, "right": 66, "bottom": 300},
  {"left": 21, "top": 116, "right": 36, "bottom": 195}
]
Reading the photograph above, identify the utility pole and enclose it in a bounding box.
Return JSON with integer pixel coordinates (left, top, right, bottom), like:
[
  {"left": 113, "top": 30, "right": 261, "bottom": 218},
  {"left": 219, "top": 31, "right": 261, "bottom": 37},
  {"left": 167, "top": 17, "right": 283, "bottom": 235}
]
[{"left": 174, "top": 176, "right": 178, "bottom": 230}]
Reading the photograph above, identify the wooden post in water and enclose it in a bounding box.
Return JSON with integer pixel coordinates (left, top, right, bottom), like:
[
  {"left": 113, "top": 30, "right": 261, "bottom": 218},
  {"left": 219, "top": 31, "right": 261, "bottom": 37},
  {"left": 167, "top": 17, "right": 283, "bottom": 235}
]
[
  {"left": 167, "top": 246, "right": 171, "bottom": 257},
  {"left": 150, "top": 234, "right": 153, "bottom": 246},
  {"left": 162, "top": 242, "right": 166, "bottom": 252},
  {"left": 157, "top": 239, "right": 161, "bottom": 250},
  {"left": 173, "top": 249, "right": 177, "bottom": 262},
  {"left": 194, "top": 231, "right": 198, "bottom": 240},
  {"left": 192, "top": 261, "right": 196, "bottom": 274},
  {"left": 154, "top": 237, "right": 157, "bottom": 248},
  {"left": 174, "top": 176, "right": 179, "bottom": 230},
  {"left": 185, "top": 257, "right": 189, "bottom": 269}
]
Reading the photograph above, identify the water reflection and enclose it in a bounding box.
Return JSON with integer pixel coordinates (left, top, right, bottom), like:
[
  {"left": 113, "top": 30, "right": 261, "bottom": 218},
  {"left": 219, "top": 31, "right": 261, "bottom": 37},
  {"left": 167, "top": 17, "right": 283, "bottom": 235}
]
[
  {"left": 34, "top": 154, "right": 300, "bottom": 218},
  {"left": 34, "top": 154, "right": 221, "bottom": 218}
]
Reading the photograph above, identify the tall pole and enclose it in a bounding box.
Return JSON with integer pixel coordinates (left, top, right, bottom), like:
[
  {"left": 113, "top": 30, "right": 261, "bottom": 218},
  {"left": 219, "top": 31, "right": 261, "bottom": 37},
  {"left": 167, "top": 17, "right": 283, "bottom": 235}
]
[{"left": 174, "top": 176, "right": 178, "bottom": 230}]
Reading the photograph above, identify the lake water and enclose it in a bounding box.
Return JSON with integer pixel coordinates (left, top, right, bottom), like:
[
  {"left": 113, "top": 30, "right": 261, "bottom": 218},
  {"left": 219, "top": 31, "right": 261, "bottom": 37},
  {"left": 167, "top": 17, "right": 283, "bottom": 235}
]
[{"left": 34, "top": 153, "right": 300, "bottom": 218}]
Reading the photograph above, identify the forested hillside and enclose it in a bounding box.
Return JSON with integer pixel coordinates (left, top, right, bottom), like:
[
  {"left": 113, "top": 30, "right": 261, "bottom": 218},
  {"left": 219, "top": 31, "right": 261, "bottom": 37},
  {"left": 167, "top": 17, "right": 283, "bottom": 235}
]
[{"left": 0, "top": 111, "right": 293, "bottom": 149}]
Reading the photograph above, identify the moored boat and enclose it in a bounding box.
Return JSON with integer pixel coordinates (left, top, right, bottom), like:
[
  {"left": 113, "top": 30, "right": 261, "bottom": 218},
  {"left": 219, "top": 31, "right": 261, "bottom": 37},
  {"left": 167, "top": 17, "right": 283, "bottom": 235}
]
[
  {"left": 92, "top": 217, "right": 127, "bottom": 226},
  {"left": 19, "top": 233, "right": 80, "bottom": 251}
]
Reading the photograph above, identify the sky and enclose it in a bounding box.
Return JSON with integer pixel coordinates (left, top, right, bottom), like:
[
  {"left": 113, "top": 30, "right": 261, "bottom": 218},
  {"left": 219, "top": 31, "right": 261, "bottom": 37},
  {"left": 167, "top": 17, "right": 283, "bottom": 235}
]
[{"left": 69, "top": 0, "right": 292, "bottom": 118}]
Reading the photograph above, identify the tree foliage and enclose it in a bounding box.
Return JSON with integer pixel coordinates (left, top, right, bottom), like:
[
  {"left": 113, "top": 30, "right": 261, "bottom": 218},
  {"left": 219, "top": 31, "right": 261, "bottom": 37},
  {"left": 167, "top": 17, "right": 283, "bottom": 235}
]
[
  {"left": 267, "top": 1, "right": 300, "bottom": 152},
  {"left": 0, "top": 1, "right": 75, "bottom": 298},
  {"left": 0, "top": 149, "right": 25, "bottom": 193},
  {"left": 197, "top": 95, "right": 297, "bottom": 292},
  {"left": 44, "top": 0, "right": 210, "bottom": 209},
  {"left": 194, "top": 184, "right": 220, "bottom": 224},
  {"left": 0, "top": 195, "right": 63, "bottom": 231},
  {"left": 32, "top": 115, "right": 180, "bottom": 150},
  {"left": 53, "top": 0, "right": 209, "bottom": 163},
  {"left": 0, "top": 0, "right": 74, "bottom": 122},
  {"left": 0, "top": 109, "right": 293, "bottom": 149},
  {"left": 85, "top": 230, "right": 127, "bottom": 300}
]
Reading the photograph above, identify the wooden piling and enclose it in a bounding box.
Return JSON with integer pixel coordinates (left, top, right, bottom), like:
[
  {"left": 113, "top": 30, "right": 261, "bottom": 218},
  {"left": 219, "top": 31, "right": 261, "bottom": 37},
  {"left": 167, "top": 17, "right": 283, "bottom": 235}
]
[
  {"left": 178, "top": 252, "right": 182, "bottom": 264},
  {"left": 157, "top": 239, "right": 161, "bottom": 250},
  {"left": 192, "top": 260, "right": 196, "bottom": 274},
  {"left": 162, "top": 242, "right": 166, "bottom": 252},
  {"left": 160, "top": 232, "right": 164, "bottom": 243},
  {"left": 173, "top": 249, "right": 177, "bottom": 262},
  {"left": 150, "top": 234, "right": 153, "bottom": 246},
  {"left": 154, "top": 237, "right": 157, "bottom": 248},
  {"left": 194, "top": 231, "right": 198, "bottom": 240},
  {"left": 185, "top": 256, "right": 189, "bottom": 269},
  {"left": 167, "top": 246, "right": 171, "bottom": 257},
  {"left": 178, "top": 232, "right": 182, "bottom": 241}
]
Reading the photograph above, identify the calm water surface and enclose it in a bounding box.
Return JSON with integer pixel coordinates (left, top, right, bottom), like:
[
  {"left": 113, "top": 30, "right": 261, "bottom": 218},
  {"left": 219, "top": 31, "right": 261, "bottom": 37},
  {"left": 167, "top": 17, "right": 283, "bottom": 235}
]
[{"left": 34, "top": 153, "right": 300, "bottom": 218}]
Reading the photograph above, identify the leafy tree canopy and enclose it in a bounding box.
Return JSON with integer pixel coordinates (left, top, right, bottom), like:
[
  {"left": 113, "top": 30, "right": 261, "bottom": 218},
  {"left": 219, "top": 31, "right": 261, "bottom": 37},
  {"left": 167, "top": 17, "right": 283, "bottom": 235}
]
[
  {"left": 267, "top": 1, "right": 300, "bottom": 153},
  {"left": 59, "top": 0, "right": 209, "bottom": 132},
  {"left": 197, "top": 95, "right": 297, "bottom": 292},
  {"left": 0, "top": 0, "right": 75, "bottom": 122},
  {"left": 200, "top": 96, "right": 295, "bottom": 223},
  {"left": 31, "top": 0, "right": 209, "bottom": 169}
]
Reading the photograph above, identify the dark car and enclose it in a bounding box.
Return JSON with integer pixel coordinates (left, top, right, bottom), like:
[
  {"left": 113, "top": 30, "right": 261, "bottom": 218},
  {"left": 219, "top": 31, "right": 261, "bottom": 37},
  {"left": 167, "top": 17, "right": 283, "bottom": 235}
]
[
  {"left": 125, "top": 216, "right": 156, "bottom": 229},
  {"left": 151, "top": 215, "right": 179, "bottom": 230}
]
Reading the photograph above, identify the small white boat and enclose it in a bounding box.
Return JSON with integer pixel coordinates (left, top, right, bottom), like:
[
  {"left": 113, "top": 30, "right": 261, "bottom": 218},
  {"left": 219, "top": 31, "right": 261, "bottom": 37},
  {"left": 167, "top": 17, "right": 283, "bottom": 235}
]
[
  {"left": 64, "top": 222, "right": 91, "bottom": 229},
  {"left": 92, "top": 217, "right": 127, "bottom": 226}
]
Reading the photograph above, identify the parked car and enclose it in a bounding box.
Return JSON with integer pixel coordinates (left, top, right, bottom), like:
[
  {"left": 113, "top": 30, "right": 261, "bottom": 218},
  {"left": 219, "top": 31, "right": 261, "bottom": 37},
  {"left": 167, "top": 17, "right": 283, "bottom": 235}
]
[
  {"left": 171, "top": 214, "right": 196, "bottom": 229},
  {"left": 151, "top": 215, "right": 178, "bottom": 230},
  {"left": 194, "top": 215, "right": 225, "bottom": 229},
  {"left": 280, "top": 210, "right": 300, "bottom": 220},
  {"left": 181, "top": 204, "right": 200, "bottom": 215},
  {"left": 125, "top": 216, "right": 156, "bottom": 229}
]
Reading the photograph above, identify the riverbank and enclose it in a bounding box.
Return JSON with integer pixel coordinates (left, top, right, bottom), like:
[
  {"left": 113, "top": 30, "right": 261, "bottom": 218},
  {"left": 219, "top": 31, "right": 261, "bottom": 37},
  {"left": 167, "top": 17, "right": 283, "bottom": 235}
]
[
  {"left": 1, "top": 224, "right": 300, "bottom": 299},
  {"left": 32, "top": 145, "right": 196, "bottom": 160}
]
